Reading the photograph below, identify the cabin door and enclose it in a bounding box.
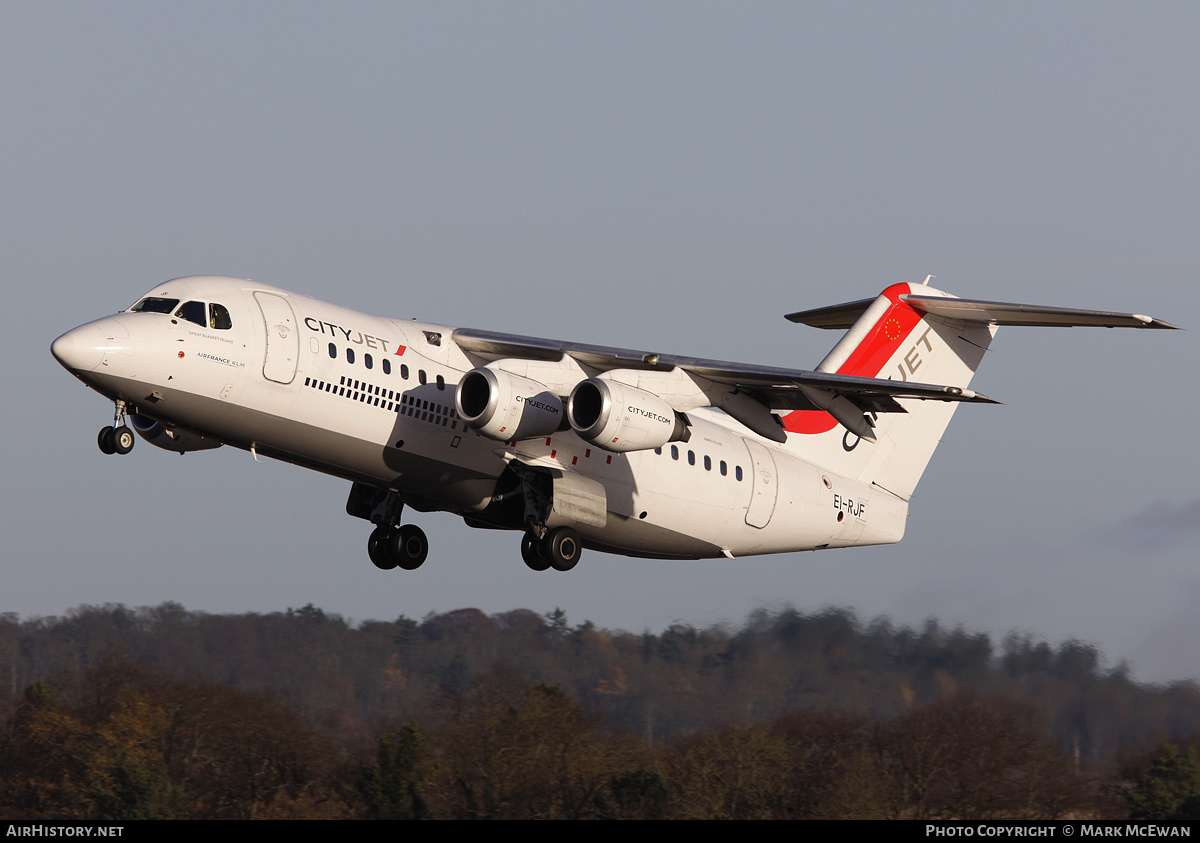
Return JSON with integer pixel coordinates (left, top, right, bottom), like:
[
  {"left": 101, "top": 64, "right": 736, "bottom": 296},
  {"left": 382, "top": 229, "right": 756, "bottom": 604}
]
[
  {"left": 254, "top": 291, "right": 299, "bottom": 384},
  {"left": 743, "top": 439, "right": 778, "bottom": 528}
]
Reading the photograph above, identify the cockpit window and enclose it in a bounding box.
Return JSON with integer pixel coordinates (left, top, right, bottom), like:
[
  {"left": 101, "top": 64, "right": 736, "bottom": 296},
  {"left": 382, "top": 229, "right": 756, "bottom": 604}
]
[
  {"left": 175, "top": 301, "right": 207, "bottom": 327},
  {"left": 131, "top": 296, "right": 232, "bottom": 331},
  {"left": 130, "top": 297, "right": 179, "bottom": 314},
  {"left": 209, "top": 303, "right": 232, "bottom": 330}
]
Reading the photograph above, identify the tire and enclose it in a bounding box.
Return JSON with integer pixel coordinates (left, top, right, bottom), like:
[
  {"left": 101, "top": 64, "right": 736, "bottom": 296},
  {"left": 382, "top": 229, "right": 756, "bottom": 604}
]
[
  {"left": 98, "top": 426, "right": 116, "bottom": 455},
  {"left": 392, "top": 524, "right": 428, "bottom": 570},
  {"left": 543, "top": 526, "right": 582, "bottom": 572},
  {"left": 112, "top": 426, "right": 135, "bottom": 455},
  {"left": 368, "top": 527, "right": 397, "bottom": 570},
  {"left": 521, "top": 533, "right": 551, "bottom": 571}
]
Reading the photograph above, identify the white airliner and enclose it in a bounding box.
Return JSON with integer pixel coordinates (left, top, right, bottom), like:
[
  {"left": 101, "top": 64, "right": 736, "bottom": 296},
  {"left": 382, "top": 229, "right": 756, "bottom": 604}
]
[{"left": 51, "top": 275, "right": 1176, "bottom": 572}]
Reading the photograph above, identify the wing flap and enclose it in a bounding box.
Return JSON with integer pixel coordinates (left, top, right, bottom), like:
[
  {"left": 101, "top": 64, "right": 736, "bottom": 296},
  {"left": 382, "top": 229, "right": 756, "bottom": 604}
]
[{"left": 749, "top": 389, "right": 906, "bottom": 413}]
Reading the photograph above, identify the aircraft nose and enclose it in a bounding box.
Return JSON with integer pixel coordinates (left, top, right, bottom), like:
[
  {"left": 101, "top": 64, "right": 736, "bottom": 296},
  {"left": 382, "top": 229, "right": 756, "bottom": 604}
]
[{"left": 51, "top": 321, "right": 123, "bottom": 374}]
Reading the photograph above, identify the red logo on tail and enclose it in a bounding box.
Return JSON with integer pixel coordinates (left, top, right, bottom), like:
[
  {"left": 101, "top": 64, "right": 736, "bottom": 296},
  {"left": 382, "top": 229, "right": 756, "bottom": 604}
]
[{"left": 784, "top": 283, "right": 919, "bottom": 435}]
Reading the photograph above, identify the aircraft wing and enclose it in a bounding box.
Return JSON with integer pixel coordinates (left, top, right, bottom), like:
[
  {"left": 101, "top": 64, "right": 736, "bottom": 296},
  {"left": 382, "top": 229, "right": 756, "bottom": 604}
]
[
  {"left": 451, "top": 328, "right": 996, "bottom": 413},
  {"left": 675, "top": 364, "right": 994, "bottom": 411}
]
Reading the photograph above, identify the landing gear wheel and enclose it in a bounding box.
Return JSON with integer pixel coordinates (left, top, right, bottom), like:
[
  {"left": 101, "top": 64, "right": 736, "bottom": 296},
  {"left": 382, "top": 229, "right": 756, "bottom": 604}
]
[
  {"left": 111, "top": 426, "right": 135, "bottom": 455},
  {"left": 543, "top": 526, "right": 582, "bottom": 572},
  {"left": 368, "top": 526, "right": 397, "bottom": 570},
  {"left": 390, "top": 524, "right": 428, "bottom": 570},
  {"left": 98, "top": 426, "right": 116, "bottom": 455},
  {"left": 521, "top": 532, "right": 551, "bottom": 571}
]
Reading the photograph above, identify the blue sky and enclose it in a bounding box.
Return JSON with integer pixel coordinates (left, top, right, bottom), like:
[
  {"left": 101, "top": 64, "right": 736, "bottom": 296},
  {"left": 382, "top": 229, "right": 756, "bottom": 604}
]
[{"left": 5, "top": 2, "right": 1198, "bottom": 681}]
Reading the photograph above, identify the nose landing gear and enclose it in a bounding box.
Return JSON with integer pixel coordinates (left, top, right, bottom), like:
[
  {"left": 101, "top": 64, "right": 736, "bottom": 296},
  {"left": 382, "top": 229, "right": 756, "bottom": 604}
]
[{"left": 97, "top": 401, "right": 135, "bottom": 455}]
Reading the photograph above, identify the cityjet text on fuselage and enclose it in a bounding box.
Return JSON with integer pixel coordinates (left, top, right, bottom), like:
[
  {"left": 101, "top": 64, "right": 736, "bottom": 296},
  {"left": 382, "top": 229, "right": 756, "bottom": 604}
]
[{"left": 303, "top": 317, "right": 393, "bottom": 353}]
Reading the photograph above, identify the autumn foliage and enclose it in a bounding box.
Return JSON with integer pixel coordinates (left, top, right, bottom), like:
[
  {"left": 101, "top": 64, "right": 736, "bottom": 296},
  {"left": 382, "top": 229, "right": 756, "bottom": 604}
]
[{"left": 1, "top": 603, "right": 1197, "bottom": 819}]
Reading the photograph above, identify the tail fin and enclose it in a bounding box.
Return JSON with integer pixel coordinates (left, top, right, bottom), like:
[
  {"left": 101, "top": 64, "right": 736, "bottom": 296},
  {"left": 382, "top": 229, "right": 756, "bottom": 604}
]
[
  {"left": 782, "top": 281, "right": 992, "bottom": 500},
  {"left": 782, "top": 281, "right": 1178, "bottom": 500}
]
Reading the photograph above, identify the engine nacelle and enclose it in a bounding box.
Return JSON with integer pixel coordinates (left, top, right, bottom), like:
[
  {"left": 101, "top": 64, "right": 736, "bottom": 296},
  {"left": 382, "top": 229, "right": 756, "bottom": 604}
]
[
  {"left": 567, "top": 378, "right": 689, "bottom": 453},
  {"left": 454, "top": 367, "right": 565, "bottom": 442},
  {"left": 130, "top": 414, "right": 223, "bottom": 454}
]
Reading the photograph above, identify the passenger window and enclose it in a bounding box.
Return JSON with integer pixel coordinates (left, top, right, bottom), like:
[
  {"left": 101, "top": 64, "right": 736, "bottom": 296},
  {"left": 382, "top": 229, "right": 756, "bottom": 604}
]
[
  {"left": 175, "top": 301, "right": 206, "bottom": 326},
  {"left": 720, "top": 460, "right": 727, "bottom": 476},
  {"left": 736, "top": 466, "right": 743, "bottom": 481},
  {"left": 328, "top": 343, "right": 337, "bottom": 358},
  {"left": 687, "top": 450, "right": 695, "bottom": 466},
  {"left": 401, "top": 364, "right": 409, "bottom": 379},
  {"left": 436, "top": 375, "right": 445, "bottom": 390},
  {"left": 209, "top": 303, "right": 232, "bottom": 330},
  {"left": 704, "top": 455, "right": 711, "bottom": 471},
  {"left": 418, "top": 370, "right": 427, "bottom": 385},
  {"left": 382, "top": 359, "right": 391, "bottom": 375},
  {"left": 364, "top": 354, "right": 373, "bottom": 370},
  {"left": 346, "top": 348, "right": 355, "bottom": 364},
  {"left": 671, "top": 445, "right": 679, "bottom": 460}
]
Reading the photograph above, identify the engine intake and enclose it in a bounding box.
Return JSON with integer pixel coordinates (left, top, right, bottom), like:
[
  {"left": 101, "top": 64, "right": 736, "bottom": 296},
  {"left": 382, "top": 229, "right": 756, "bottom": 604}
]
[
  {"left": 567, "top": 379, "right": 689, "bottom": 453},
  {"left": 454, "top": 367, "right": 565, "bottom": 442}
]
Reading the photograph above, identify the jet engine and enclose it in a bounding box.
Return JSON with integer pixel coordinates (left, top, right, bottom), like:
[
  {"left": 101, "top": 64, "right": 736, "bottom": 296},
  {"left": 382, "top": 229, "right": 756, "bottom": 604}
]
[
  {"left": 454, "top": 367, "right": 565, "bottom": 442},
  {"left": 130, "top": 414, "right": 223, "bottom": 454},
  {"left": 567, "top": 378, "right": 689, "bottom": 453}
]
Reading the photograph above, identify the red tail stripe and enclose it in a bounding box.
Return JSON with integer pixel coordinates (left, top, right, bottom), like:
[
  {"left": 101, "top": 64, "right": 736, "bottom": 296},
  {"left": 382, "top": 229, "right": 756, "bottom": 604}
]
[{"left": 783, "top": 283, "right": 919, "bottom": 435}]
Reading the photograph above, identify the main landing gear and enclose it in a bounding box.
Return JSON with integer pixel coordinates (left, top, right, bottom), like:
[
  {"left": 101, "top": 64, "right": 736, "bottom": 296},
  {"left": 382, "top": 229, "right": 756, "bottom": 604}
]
[
  {"left": 347, "top": 483, "right": 429, "bottom": 571},
  {"left": 521, "top": 525, "right": 582, "bottom": 572},
  {"left": 97, "top": 400, "right": 135, "bottom": 455},
  {"left": 368, "top": 523, "right": 429, "bottom": 571}
]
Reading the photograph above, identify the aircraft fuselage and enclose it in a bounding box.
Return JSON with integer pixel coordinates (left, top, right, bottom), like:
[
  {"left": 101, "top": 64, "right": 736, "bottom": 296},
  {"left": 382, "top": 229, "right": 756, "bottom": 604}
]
[{"left": 51, "top": 275, "right": 904, "bottom": 566}]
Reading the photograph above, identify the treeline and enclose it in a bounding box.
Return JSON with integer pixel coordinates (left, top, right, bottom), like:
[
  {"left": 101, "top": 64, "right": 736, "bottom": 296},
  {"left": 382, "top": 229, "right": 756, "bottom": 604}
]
[
  {"left": 3, "top": 658, "right": 1199, "bottom": 819},
  {"left": 3, "top": 602, "right": 1198, "bottom": 770}
]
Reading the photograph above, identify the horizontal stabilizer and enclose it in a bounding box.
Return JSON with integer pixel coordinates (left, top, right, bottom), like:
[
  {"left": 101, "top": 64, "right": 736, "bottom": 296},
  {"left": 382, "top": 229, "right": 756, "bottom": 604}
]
[
  {"left": 903, "top": 296, "right": 1180, "bottom": 329},
  {"left": 786, "top": 295, "right": 1179, "bottom": 331},
  {"left": 784, "top": 298, "right": 874, "bottom": 329}
]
